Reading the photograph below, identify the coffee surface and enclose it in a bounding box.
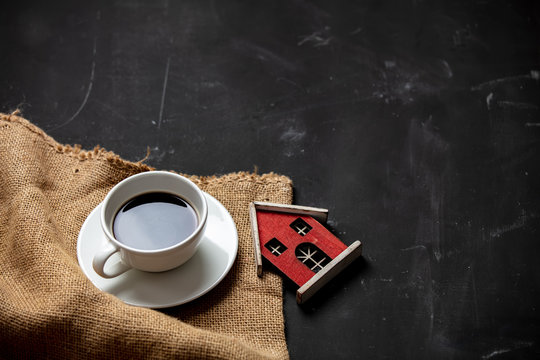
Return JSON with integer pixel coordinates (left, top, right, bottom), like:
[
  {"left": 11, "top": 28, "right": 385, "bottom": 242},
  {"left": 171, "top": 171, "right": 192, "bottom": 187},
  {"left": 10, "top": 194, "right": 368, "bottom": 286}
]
[{"left": 113, "top": 192, "right": 198, "bottom": 250}]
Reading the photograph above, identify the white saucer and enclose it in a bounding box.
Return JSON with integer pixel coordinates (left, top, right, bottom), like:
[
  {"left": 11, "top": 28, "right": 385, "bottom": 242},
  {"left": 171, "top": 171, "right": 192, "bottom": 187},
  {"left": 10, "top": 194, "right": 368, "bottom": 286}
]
[{"left": 77, "top": 192, "right": 238, "bottom": 308}]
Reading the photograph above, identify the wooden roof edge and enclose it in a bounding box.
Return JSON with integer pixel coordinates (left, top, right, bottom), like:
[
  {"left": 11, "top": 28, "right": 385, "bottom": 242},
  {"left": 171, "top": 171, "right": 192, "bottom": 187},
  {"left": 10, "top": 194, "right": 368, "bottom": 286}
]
[
  {"left": 251, "top": 201, "right": 329, "bottom": 224},
  {"left": 296, "top": 240, "right": 362, "bottom": 304},
  {"left": 248, "top": 202, "right": 263, "bottom": 277}
]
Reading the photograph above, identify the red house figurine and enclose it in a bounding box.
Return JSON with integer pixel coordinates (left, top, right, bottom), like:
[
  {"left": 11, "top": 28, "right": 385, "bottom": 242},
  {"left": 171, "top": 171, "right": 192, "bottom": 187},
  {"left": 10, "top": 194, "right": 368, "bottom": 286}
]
[{"left": 249, "top": 202, "right": 362, "bottom": 304}]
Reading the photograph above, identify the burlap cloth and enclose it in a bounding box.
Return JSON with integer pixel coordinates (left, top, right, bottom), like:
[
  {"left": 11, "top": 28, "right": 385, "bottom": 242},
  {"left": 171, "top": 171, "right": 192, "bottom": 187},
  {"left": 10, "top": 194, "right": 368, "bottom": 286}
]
[{"left": 0, "top": 112, "right": 291, "bottom": 359}]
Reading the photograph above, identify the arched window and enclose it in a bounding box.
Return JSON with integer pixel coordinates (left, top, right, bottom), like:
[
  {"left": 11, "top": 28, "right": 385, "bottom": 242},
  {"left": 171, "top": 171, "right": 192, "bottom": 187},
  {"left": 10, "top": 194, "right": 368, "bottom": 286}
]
[{"left": 295, "top": 243, "right": 331, "bottom": 273}]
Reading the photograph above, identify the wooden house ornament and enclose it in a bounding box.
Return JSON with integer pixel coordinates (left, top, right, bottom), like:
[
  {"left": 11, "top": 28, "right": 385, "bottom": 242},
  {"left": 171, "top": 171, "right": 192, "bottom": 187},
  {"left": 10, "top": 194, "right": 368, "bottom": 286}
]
[{"left": 249, "top": 202, "right": 362, "bottom": 304}]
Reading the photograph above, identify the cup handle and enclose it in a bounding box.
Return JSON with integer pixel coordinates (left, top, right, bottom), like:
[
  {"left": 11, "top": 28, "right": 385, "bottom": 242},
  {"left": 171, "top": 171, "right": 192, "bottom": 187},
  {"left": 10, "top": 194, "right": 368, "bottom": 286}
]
[{"left": 92, "top": 241, "right": 131, "bottom": 278}]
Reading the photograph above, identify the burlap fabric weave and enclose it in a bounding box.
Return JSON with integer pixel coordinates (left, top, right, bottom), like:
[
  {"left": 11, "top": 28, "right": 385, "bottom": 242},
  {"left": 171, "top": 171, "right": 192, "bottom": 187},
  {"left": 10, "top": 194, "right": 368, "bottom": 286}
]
[{"left": 0, "top": 113, "right": 291, "bottom": 359}]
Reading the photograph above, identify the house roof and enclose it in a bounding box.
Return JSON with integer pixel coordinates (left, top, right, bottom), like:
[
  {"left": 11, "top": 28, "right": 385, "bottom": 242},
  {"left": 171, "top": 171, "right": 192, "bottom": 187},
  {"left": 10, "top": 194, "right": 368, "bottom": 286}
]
[{"left": 251, "top": 201, "right": 328, "bottom": 223}]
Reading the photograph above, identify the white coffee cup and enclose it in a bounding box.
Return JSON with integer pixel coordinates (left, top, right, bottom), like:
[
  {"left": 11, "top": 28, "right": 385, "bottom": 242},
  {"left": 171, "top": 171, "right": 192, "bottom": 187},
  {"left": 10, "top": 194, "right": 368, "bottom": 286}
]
[{"left": 92, "top": 171, "right": 208, "bottom": 278}]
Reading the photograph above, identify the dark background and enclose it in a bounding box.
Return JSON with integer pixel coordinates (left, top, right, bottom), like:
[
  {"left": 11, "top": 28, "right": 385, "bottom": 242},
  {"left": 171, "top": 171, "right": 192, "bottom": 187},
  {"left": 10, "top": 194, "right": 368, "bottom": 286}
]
[{"left": 2, "top": 0, "right": 539, "bottom": 358}]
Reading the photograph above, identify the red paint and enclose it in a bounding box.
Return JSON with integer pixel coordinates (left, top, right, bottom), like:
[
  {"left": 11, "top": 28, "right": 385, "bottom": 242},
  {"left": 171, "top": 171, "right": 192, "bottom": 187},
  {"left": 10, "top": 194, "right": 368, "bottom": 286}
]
[{"left": 256, "top": 210, "right": 347, "bottom": 286}]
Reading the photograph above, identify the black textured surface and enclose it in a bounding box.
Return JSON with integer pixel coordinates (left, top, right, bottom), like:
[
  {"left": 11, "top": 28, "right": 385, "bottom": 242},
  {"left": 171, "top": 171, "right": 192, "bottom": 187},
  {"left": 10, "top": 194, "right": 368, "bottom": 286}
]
[{"left": 2, "top": 1, "right": 540, "bottom": 359}]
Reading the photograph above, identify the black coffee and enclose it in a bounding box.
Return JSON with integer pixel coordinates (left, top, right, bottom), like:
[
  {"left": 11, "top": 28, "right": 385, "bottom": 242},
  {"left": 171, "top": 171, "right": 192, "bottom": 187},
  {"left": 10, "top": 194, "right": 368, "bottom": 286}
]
[{"left": 113, "top": 192, "right": 198, "bottom": 251}]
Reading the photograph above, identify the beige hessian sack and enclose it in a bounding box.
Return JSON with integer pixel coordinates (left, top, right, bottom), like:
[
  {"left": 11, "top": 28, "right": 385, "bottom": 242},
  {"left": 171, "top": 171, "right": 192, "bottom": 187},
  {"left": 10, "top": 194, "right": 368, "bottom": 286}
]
[{"left": 0, "top": 112, "right": 291, "bottom": 359}]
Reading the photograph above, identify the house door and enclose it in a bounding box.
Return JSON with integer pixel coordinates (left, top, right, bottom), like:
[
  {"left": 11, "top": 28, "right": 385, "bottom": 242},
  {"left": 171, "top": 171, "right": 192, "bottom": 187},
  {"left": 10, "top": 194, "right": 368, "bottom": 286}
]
[{"left": 295, "top": 243, "right": 331, "bottom": 273}]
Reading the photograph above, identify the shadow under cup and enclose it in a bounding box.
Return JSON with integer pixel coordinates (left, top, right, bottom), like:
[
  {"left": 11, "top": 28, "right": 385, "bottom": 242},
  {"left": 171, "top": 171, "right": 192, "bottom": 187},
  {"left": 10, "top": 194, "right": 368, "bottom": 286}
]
[{"left": 97, "top": 171, "right": 208, "bottom": 276}]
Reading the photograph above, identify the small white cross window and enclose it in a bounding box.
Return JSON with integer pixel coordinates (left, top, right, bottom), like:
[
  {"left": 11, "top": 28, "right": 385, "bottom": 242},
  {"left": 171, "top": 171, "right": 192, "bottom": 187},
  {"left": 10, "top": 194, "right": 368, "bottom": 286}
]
[
  {"left": 269, "top": 244, "right": 283, "bottom": 255},
  {"left": 290, "top": 218, "right": 312, "bottom": 236},
  {"left": 265, "top": 238, "right": 287, "bottom": 257}
]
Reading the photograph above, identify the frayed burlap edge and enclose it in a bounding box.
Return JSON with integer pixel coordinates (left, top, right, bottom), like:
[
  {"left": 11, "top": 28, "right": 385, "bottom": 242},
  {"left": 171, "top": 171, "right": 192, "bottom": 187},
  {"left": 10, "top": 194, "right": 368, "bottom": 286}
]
[{"left": 0, "top": 111, "right": 292, "bottom": 187}]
